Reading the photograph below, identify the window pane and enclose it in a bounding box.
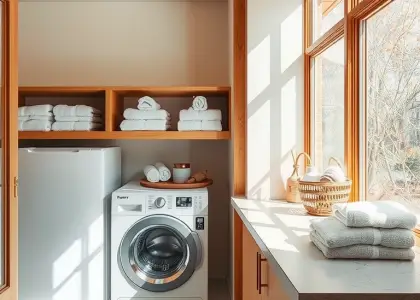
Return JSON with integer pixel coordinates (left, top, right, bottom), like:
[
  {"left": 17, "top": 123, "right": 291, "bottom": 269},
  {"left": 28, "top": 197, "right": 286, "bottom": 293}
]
[
  {"left": 312, "top": 39, "right": 345, "bottom": 171},
  {"left": 312, "top": 0, "right": 344, "bottom": 42},
  {"left": 364, "top": 0, "right": 420, "bottom": 211}
]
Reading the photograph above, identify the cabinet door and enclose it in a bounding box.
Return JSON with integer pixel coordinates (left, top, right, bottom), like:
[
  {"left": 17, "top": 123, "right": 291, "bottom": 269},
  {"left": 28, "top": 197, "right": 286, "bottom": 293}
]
[
  {"left": 242, "top": 224, "right": 262, "bottom": 300},
  {"left": 0, "top": 0, "right": 19, "bottom": 299},
  {"left": 263, "top": 263, "right": 289, "bottom": 300}
]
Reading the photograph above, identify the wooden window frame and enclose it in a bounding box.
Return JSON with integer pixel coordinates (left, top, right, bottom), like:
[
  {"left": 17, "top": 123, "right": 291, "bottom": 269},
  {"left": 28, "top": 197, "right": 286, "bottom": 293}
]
[{"left": 304, "top": 0, "right": 393, "bottom": 202}]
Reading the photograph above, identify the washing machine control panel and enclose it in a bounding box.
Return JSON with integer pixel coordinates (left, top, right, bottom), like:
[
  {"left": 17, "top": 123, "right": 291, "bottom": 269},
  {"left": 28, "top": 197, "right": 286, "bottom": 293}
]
[{"left": 145, "top": 192, "right": 208, "bottom": 215}]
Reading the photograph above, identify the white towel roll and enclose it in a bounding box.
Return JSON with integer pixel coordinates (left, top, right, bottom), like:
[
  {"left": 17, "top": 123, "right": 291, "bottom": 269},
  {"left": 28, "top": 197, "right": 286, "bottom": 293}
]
[
  {"left": 155, "top": 162, "right": 171, "bottom": 182},
  {"left": 144, "top": 165, "right": 160, "bottom": 183},
  {"left": 137, "top": 96, "right": 161, "bottom": 111},
  {"left": 192, "top": 96, "right": 208, "bottom": 111}
]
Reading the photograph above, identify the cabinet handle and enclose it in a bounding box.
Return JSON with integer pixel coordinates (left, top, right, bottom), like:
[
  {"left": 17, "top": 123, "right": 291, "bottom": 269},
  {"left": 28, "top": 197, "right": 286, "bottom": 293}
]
[{"left": 257, "top": 252, "right": 268, "bottom": 294}]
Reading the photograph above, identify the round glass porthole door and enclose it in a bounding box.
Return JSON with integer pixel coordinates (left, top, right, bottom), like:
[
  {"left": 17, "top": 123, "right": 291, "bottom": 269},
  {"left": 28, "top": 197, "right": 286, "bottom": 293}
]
[{"left": 118, "top": 215, "right": 202, "bottom": 292}]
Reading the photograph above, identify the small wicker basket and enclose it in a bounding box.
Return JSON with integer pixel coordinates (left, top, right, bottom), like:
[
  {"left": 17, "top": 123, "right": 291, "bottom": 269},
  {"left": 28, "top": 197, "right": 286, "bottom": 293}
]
[{"left": 298, "top": 157, "right": 352, "bottom": 216}]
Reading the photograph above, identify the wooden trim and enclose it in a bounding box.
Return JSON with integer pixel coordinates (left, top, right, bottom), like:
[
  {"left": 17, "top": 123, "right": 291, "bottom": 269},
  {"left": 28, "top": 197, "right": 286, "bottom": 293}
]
[
  {"left": 349, "top": 0, "right": 392, "bottom": 19},
  {"left": 304, "top": 0, "right": 312, "bottom": 156},
  {"left": 306, "top": 19, "right": 344, "bottom": 56},
  {"left": 233, "top": 0, "right": 246, "bottom": 298},
  {"left": 0, "top": 0, "right": 19, "bottom": 299},
  {"left": 322, "top": 0, "right": 343, "bottom": 16}
]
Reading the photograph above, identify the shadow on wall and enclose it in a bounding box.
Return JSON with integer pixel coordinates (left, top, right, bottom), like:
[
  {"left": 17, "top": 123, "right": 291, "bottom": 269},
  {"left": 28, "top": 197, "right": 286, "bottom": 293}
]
[{"left": 247, "top": 0, "right": 304, "bottom": 200}]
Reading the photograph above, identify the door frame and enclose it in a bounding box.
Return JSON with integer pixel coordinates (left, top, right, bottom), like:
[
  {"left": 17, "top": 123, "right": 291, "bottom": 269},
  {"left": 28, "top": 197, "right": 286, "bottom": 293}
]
[{"left": 0, "top": 0, "right": 18, "bottom": 299}]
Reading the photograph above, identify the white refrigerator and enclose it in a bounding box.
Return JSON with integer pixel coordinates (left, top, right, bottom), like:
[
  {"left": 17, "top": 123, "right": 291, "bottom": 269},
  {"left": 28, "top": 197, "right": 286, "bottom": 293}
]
[{"left": 18, "top": 147, "right": 121, "bottom": 300}]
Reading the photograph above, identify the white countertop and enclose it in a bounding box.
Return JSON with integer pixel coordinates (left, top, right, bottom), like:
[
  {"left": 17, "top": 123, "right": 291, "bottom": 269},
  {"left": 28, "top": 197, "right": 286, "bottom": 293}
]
[{"left": 232, "top": 197, "right": 420, "bottom": 299}]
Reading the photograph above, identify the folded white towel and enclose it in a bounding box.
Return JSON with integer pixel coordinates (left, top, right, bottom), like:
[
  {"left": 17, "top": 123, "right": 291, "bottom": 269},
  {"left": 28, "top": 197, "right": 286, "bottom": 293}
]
[
  {"left": 310, "top": 217, "right": 415, "bottom": 249},
  {"left": 119, "top": 120, "right": 170, "bottom": 131},
  {"left": 123, "top": 108, "right": 170, "bottom": 120},
  {"left": 137, "top": 96, "right": 161, "bottom": 111},
  {"left": 179, "top": 108, "right": 222, "bottom": 121},
  {"left": 55, "top": 116, "right": 102, "bottom": 122},
  {"left": 155, "top": 162, "right": 171, "bottom": 182},
  {"left": 192, "top": 96, "right": 208, "bottom": 111},
  {"left": 310, "top": 231, "right": 415, "bottom": 260},
  {"left": 18, "top": 105, "right": 53, "bottom": 117},
  {"left": 52, "top": 122, "right": 102, "bottom": 131},
  {"left": 333, "top": 201, "right": 418, "bottom": 229},
  {"left": 144, "top": 165, "right": 160, "bottom": 183},
  {"left": 177, "top": 120, "right": 222, "bottom": 131},
  {"left": 18, "top": 115, "right": 54, "bottom": 121},
  {"left": 53, "top": 105, "right": 101, "bottom": 117},
  {"left": 18, "top": 120, "right": 52, "bottom": 131}
]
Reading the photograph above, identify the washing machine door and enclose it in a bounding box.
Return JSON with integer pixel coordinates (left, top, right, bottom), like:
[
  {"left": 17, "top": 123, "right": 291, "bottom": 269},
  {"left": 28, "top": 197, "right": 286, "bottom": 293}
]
[{"left": 118, "top": 214, "right": 202, "bottom": 292}]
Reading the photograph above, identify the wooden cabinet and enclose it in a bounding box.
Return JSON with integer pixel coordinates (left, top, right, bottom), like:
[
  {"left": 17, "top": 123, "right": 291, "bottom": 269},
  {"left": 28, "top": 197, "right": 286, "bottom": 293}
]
[{"left": 242, "top": 224, "right": 289, "bottom": 300}]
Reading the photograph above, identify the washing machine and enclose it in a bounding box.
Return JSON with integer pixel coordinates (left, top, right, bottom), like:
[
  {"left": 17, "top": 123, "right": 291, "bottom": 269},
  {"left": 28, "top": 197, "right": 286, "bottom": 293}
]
[{"left": 111, "top": 181, "right": 208, "bottom": 300}]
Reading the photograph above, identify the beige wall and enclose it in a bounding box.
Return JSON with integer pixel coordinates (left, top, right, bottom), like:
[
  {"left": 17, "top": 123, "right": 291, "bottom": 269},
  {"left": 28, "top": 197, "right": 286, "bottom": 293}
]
[
  {"left": 19, "top": 1, "right": 230, "bottom": 280},
  {"left": 246, "top": 0, "right": 304, "bottom": 200}
]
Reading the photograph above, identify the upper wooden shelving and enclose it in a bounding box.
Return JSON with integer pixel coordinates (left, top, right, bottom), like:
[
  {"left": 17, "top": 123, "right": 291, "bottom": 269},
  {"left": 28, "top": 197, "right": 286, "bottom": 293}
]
[{"left": 18, "top": 86, "right": 231, "bottom": 140}]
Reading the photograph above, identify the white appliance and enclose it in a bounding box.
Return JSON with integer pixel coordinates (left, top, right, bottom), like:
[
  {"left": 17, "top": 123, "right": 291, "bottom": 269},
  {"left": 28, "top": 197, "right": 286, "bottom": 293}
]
[
  {"left": 18, "top": 147, "right": 121, "bottom": 300},
  {"left": 111, "top": 182, "right": 208, "bottom": 300}
]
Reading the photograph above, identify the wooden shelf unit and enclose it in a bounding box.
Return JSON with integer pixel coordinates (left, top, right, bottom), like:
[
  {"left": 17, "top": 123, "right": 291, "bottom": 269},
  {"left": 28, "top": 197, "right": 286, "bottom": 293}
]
[{"left": 18, "top": 86, "right": 231, "bottom": 140}]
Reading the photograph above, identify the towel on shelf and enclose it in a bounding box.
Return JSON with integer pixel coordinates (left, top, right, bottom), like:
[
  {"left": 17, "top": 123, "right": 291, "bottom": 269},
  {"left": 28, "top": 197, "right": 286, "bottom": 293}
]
[
  {"left": 310, "top": 231, "right": 415, "bottom": 260},
  {"left": 177, "top": 120, "right": 222, "bottom": 131},
  {"left": 18, "top": 105, "right": 53, "bottom": 117},
  {"left": 192, "top": 96, "right": 208, "bottom": 111},
  {"left": 55, "top": 116, "right": 102, "bottom": 122},
  {"left": 52, "top": 121, "right": 102, "bottom": 131},
  {"left": 53, "top": 105, "right": 101, "bottom": 117},
  {"left": 179, "top": 108, "right": 222, "bottom": 121},
  {"left": 137, "top": 96, "right": 161, "bottom": 111},
  {"left": 119, "top": 120, "right": 170, "bottom": 131},
  {"left": 333, "top": 201, "right": 418, "bottom": 229},
  {"left": 143, "top": 165, "right": 159, "bottom": 183},
  {"left": 18, "top": 120, "right": 52, "bottom": 132},
  {"left": 310, "top": 217, "right": 415, "bottom": 249},
  {"left": 155, "top": 162, "right": 171, "bottom": 182},
  {"left": 123, "top": 108, "right": 170, "bottom": 120},
  {"left": 18, "top": 115, "right": 54, "bottom": 121}
]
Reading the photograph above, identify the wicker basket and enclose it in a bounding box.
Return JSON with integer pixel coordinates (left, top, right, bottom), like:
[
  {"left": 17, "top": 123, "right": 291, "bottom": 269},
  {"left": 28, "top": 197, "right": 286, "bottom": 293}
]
[{"left": 298, "top": 157, "right": 352, "bottom": 216}]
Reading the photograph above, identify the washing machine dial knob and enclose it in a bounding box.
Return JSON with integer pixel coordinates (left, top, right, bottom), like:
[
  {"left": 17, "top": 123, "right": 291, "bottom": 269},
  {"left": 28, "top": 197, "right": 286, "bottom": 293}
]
[{"left": 154, "top": 197, "right": 166, "bottom": 208}]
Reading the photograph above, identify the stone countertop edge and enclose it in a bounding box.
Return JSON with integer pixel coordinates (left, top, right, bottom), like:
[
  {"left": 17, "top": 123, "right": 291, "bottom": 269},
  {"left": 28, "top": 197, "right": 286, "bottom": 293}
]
[{"left": 231, "top": 197, "right": 420, "bottom": 300}]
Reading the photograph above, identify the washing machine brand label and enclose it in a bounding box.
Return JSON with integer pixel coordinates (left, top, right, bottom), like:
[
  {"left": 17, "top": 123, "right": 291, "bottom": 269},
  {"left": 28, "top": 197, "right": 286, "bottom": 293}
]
[
  {"left": 117, "top": 196, "right": 129, "bottom": 199},
  {"left": 196, "top": 217, "right": 205, "bottom": 230}
]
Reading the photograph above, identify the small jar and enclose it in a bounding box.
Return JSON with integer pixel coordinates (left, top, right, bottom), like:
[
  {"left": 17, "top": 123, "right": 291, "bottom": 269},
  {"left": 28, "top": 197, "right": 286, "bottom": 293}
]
[{"left": 173, "top": 163, "right": 191, "bottom": 183}]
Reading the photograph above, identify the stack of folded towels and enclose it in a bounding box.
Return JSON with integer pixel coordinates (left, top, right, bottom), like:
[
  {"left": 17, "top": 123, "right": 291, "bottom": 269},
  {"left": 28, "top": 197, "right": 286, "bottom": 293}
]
[
  {"left": 18, "top": 105, "right": 54, "bottom": 131},
  {"left": 310, "top": 201, "right": 418, "bottom": 260},
  {"left": 120, "top": 96, "right": 170, "bottom": 131},
  {"left": 178, "top": 96, "right": 222, "bottom": 131},
  {"left": 143, "top": 162, "right": 171, "bottom": 183},
  {"left": 52, "top": 105, "right": 102, "bottom": 131}
]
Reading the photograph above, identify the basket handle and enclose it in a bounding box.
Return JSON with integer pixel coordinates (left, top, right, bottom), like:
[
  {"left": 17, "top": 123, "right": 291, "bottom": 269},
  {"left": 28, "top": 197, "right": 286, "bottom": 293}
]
[
  {"left": 328, "top": 157, "right": 343, "bottom": 169},
  {"left": 296, "top": 152, "right": 313, "bottom": 167}
]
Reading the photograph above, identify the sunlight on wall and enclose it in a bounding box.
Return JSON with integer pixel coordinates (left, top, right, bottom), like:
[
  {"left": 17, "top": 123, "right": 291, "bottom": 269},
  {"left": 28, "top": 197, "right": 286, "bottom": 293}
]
[
  {"left": 88, "top": 214, "right": 103, "bottom": 255},
  {"left": 88, "top": 251, "right": 104, "bottom": 300},
  {"left": 280, "top": 5, "right": 303, "bottom": 73},
  {"left": 53, "top": 239, "right": 82, "bottom": 289},
  {"left": 248, "top": 35, "right": 271, "bottom": 103},
  {"left": 53, "top": 271, "right": 82, "bottom": 300},
  {"left": 247, "top": 100, "right": 271, "bottom": 199}
]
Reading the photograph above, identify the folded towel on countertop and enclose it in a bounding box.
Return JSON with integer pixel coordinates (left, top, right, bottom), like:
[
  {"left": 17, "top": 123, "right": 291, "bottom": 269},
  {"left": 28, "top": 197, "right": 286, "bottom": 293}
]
[
  {"left": 137, "top": 96, "right": 161, "bottom": 110},
  {"left": 119, "top": 120, "right": 170, "bottom": 131},
  {"left": 52, "top": 121, "right": 102, "bottom": 131},
  {"left": 192, "top": 96, "right": 208, "bottom": 111},
  {"left": 18, "top": 115, "right": 54, "bottom": 121},
  {"left": 310, "top": 231, "right": 415, "bottom": 260},
  {"left": 123, "top": 108, "right": 170, "bottom": 120},
  {"left": 179, "top": 108, "right": 221, "bottom": 121},
  {"left": 53, "top": 105, "right": 101, "bottom": 117},
  {"left": 143, "top": 165, "right": 159, "bottom": 183},
  {"left": 55, "top": 116, "right": 102, "bottom": 122},
  {"left": 155, "top": 162, "right": 171, "bottom": 182},
  {"left": 177, "top": 120, "right": 222, "bottom": 131},
  {"left": 18, "top": 120, "right": 52, "bottom": 131},
  {"left": 333, "top": 201, "right": 418, "bottom": 229},
  {"left": 18, "top": 105, "right": 53, "bottom": 117},
  {"left": 310, "top": 217, "right": 415, "bottom": 249}
]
